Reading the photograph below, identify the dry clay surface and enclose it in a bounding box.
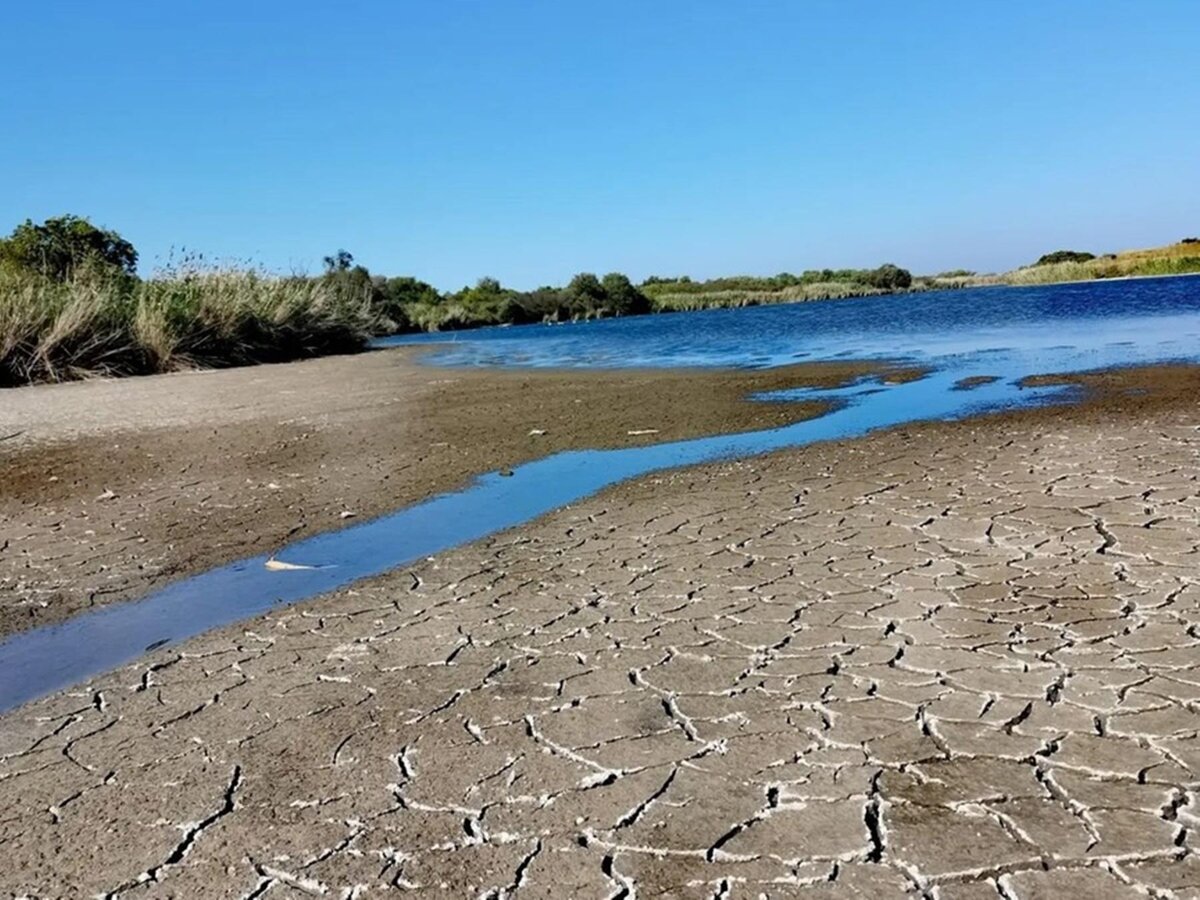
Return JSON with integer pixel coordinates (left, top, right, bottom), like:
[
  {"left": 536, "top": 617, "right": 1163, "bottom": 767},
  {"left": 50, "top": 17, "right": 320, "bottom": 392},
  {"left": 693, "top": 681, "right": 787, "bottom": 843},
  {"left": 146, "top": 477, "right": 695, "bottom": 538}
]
[
  {"left": 0, "top": 348, "right": 882, "bottom": 639},
  {"left": 3, "top": 399, "right": 1200, "bottom": 898}
]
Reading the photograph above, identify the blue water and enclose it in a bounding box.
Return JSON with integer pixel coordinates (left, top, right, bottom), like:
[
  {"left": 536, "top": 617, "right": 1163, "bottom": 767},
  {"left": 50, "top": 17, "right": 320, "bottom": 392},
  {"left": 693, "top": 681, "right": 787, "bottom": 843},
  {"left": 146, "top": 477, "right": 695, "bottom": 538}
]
[
  {"left": 378, "top": 276, "right": 1200, "bottom": 371},
  {"left": 1, "top": 275, "right": 1198, "bottom": 712}
]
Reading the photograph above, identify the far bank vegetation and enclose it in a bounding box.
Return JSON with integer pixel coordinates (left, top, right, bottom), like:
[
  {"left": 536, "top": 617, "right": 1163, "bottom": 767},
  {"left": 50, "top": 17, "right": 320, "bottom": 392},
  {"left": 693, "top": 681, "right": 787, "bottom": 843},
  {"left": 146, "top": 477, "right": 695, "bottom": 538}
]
[{"left": 2, "top": 213, "right": 1197, "bottom": 385}]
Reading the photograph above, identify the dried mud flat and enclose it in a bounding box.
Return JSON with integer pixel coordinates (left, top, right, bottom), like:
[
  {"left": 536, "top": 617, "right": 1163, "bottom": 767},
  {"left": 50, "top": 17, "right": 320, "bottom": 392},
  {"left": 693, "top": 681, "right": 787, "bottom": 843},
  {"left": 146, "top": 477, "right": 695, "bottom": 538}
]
[
  {"left": 0, "top": 348, "right": 891, "bottom": 639},
  {"left": 1, "top": 366, "right": 1200, "bottom": 898}
]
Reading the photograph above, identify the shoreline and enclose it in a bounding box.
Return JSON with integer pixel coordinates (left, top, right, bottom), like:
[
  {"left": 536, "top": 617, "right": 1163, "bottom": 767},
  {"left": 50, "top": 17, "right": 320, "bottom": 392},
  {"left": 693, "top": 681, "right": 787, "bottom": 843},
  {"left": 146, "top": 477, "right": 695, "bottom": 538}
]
[
  {"left": 1, "top": 361, "right": 1197, "bottom": 896},
  {"left": 0, "top": 350, "right": 1193, "bottom": 648},
  {"left": 3, "top": 270, "right": 1196, "bottom": 393},
  {"left": 395, "top": 270, "right": 1200, "bottom": 341},
  {"left": 0, "top": 347, "right": 915, "bottom": 640},
  {"left": 1, "top": 358, "right": 1196, "bottom": 696}
]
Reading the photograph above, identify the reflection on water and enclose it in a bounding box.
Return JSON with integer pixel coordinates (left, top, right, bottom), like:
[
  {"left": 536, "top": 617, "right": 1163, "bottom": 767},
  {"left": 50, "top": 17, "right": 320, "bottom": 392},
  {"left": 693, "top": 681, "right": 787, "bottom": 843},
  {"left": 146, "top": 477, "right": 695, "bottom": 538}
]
[{"left": 2, "top": 275, "right": 1199, "bottom": 711}]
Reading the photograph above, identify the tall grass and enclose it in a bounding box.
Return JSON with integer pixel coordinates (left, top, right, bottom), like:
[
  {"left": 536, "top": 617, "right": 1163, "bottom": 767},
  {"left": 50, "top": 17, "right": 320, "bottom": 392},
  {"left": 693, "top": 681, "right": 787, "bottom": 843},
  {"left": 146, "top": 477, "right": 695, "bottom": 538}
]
[
  {"left": 649, "top": 281, "right": 890, "bottom": 312},
  {"left": 1003, "top": 243, "right": 1200, "bottom": 285},
  {"left": 0, "top": 267, "right": 377, "bottom": 386}
]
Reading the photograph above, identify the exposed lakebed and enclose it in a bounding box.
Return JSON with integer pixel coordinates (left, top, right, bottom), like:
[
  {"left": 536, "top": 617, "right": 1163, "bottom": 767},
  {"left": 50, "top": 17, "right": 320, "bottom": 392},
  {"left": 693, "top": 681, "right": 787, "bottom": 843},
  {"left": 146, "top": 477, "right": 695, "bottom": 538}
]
[{"left": 2, "top": 275, "right": 1199, "bottom": 711}]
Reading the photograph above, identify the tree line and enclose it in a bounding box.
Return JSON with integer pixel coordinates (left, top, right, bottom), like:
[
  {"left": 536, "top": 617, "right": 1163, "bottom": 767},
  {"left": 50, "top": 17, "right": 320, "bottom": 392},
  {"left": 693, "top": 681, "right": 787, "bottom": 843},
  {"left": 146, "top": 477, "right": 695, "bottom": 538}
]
[{"left": 1, "top": 214, "right": 920, "bottom": 336}]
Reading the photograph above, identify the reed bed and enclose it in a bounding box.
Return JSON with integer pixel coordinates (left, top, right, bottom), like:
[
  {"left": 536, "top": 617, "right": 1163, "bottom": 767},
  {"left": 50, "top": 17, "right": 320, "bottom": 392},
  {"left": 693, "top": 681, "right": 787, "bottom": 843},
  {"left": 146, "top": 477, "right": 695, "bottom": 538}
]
[
  {"left": 0, "top": 268, "right": 377, "bottom": 386},
  {"left": 649, "top": 281, "right": 888, "bottom": 311}
]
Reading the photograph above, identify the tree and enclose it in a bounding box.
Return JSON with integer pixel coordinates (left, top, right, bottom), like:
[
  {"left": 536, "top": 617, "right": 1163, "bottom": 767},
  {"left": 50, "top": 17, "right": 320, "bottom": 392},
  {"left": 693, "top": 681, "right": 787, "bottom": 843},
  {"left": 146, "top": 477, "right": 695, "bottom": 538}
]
[
  {"left": 866, "top": 263, "right": 912, "bottom": 291},
  {"left": 600, "top": 272, "right": 651, "bottom": 315},
  {"left": 473, "top": 277, "right": 504, "bottom": 296},
  {"left": 320, "top": 250, "right": 372, "bottom": 296},
  {"left": 509, "top": 286, "right": 569, "bottom": 323},
  {"left": 322, "top": 249, "right": 355, "bottom": 273},
  {"left": 563, "top": 272, "right": 606, "bottom": 315},
  {"left": 377, "top": 276, "right": 441, "bottom": 308},
  {"left": 0, "top": 214, "right": 137, "bottom": 280},
  {"left": 367, "top": 276, "right": 443, "bottom": 333},
  {"left": 450, "top": 277, "right": 512, "bottom": 313}
]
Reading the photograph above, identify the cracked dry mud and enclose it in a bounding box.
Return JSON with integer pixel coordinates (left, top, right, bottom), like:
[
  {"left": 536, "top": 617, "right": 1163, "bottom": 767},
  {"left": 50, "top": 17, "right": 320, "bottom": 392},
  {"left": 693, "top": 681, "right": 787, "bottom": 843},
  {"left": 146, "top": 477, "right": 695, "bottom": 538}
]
[
  {"left": 0, "top": 350, "right": 884, "bottom": 639},
  {"left": 2, "top": 384, "right": 1200, "bottom": 898}
]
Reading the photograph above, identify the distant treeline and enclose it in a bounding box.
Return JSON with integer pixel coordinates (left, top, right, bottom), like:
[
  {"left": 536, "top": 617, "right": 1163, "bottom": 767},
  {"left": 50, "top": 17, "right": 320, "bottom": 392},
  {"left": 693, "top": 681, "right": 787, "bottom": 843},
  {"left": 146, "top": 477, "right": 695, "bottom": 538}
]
[
  {"left": 322, "top": 257, "right": 918, "bottom": 329},
  {"left": 321, "top": 252, "right": 651, "bottom": 332},
  {"left": 2, "top": 212, "right": 1198, "bottom": 385},
  {"left": 641, "top": 265, "right": 913, "bottom": 294},
  {"left": 638, "top": 265, "right": 916, "bottom": 312}
]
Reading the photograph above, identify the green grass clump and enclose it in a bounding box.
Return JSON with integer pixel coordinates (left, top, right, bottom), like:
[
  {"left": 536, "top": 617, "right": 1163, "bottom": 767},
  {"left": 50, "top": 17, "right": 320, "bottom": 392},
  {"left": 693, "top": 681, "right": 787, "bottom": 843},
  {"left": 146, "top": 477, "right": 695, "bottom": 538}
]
[{"left": 0, "top": 267, "right": 377, "bottom": 386}]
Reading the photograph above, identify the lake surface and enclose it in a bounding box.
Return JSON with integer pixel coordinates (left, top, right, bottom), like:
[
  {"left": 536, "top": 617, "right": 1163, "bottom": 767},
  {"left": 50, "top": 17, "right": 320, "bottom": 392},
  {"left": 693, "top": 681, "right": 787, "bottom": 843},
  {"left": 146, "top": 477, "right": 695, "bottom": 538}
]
[
  {"left": 379, "top": 275, "right": 1200, "bottom": 372},
  {"left": 2, "top": 275, "right": 1199, "bottom": 711}
]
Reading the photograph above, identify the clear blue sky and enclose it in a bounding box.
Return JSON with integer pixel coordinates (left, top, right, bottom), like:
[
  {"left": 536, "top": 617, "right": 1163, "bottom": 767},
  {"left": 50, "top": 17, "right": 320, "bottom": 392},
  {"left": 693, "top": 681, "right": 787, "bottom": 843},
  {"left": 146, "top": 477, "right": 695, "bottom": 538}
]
[{"left": 3, "top": 2, "right": 1197, "bottom": 289}]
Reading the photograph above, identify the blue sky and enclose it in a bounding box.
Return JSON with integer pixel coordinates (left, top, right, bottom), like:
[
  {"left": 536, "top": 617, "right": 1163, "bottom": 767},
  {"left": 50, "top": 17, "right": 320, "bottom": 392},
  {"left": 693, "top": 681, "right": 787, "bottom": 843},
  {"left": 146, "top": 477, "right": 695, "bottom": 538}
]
[{"left": 3, "top": 2, "right": 1197, "bottom": 289}]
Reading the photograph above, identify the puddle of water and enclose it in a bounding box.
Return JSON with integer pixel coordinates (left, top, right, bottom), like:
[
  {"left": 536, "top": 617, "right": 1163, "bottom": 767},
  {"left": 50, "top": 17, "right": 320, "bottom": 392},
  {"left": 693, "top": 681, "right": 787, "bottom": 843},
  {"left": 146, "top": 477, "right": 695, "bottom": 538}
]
[{"left": 2, "top": 276, "right": 1200, "bottom": 711}]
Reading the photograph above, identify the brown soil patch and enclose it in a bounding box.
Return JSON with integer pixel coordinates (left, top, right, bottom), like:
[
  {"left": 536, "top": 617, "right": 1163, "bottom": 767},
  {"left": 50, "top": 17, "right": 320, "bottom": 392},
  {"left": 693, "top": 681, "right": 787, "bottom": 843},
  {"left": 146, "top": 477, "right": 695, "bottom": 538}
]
[{"left": 0, "top": 348, "right": 908, "bottom": 638}]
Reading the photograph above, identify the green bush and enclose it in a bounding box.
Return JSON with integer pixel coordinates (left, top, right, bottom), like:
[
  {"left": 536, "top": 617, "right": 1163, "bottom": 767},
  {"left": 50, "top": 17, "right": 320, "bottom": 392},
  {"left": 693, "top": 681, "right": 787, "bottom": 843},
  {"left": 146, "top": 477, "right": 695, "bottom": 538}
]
[
  {"left": 865, "top": 263, "right": 913, "bottom": 290},
  {"left": 600, "top": 273, "right": 651, "bottom": 316},
  {"left": 1034, "top": 250, "right": 1095, "bottom": 266},
  {"left": 0, "top": 215, "right": 138, "bottom": 281}
]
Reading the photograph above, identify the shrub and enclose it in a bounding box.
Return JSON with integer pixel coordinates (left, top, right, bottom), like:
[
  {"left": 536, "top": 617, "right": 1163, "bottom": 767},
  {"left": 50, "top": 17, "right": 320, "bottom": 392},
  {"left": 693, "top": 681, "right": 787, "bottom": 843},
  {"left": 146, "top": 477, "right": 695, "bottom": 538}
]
[
  {"left": 865, "top": 263, "right": 913, "bottom": 290},
  {"left": 563, "top": 273, "right": 605, "bottom": 314},
  {"left": 1034, "top": 250, "right": 1095, "bottom": 266}
]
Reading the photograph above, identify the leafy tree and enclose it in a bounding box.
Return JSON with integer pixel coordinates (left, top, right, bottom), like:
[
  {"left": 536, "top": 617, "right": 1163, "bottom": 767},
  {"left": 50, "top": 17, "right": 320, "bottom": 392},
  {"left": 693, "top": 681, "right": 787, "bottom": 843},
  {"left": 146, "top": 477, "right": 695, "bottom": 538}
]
[
  {"left": 323, "top": 249, "right": 355, "bottom": 273},
  {"left": 865, "top": 263, "right": 913, "bottom": 290},
  {"left": 564, "top": 272, "right": 606, "bottom": 315},
  {"left": 449, "top": 276, "right": 509, "bottom": 310},
  {"left": 319, "top": 250, "right": 373, "bottom": 299},
  {"left": 508, "top": 286, "right": 568, "bottom": 323},
  {"left": 1034, "top": 250, "right": 1095, "bottom": 266},
  {"left": 317, "top": 250, "right": 423, "bottom": 332},
  {"left": 600, "top": 272, "right": 651, "bottom": 315},
  {"left": 0, "top": 214, "right": 137, "bottom": 280},
  {"left": 376, "top": 275, "right": 441, "bottom": 308},
  {"left": 437, "top": 277, "right": 514, "bottom": 325},
  {"left": 473, "top": 276, "right": 504, "bottom": 297}
]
